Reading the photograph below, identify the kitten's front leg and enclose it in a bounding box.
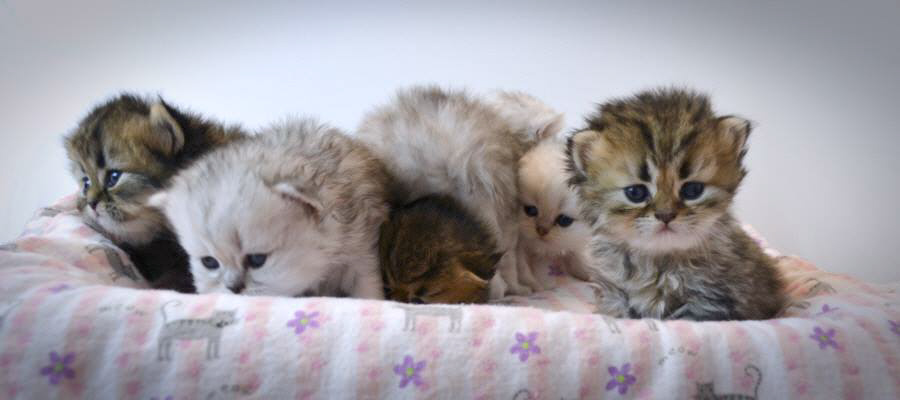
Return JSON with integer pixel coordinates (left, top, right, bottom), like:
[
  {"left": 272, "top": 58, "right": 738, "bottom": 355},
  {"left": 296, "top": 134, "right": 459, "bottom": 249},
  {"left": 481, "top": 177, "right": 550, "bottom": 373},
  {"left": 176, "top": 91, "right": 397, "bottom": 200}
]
[
  {"left": 348, "top": 266, "right": 385, "bottom": 300},
  {"left": 588, "top": 280, "right": 629, "bottom": 318}
]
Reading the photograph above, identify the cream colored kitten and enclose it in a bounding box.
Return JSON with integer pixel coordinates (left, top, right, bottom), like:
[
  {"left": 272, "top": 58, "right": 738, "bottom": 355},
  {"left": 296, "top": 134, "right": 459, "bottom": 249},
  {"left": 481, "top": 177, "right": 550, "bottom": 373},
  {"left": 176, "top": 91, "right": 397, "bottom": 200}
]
[
  {"left": 358, "top": 86, "right": 557, "bottom": 296},
  {"left": 149, "top": 118, "right": 390, "bottom": 298},
  {"left": 517, "top": 139, "right": 592, "bottom": 290}
]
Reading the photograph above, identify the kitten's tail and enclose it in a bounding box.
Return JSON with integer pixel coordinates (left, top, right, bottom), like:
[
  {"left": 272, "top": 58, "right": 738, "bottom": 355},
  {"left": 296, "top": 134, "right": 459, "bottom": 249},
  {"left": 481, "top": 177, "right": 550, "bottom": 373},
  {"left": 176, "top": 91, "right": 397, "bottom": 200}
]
[
  {"left": 745, "top": 364, "right": 762, "bottom": 398},
  {"left": 160, "top": 300, "right": 181, "bottom": 324}
]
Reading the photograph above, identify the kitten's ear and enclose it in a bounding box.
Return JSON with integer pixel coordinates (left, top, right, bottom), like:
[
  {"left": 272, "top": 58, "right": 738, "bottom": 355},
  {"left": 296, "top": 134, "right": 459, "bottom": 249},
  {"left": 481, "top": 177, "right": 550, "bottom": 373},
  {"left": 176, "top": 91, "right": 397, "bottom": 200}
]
[
  {"left": 535, "top": 112, "right": 565, "bottom": 141},
  {"left": 270, "top": 182, "right": 324, "bottom": 216},
  {"left": 717, "top": 116, "right": 752, "bottom": 156},
  {"left": 147, "top": 101, "right": 186, "bottom": 156},
  {"left": 566, "top": 130, "right": 603, "bottom": 182},
  {"left": 146, "top": 191, "right": 168, "bottom": 210},
  {"left": 458, "top": 251, "right": 500, "bottom": 281}
]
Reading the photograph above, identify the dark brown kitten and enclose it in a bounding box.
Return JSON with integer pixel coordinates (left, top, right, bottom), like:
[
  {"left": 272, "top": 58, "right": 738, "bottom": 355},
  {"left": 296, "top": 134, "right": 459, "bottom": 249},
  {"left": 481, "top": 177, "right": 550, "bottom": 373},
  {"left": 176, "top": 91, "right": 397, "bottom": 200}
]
[
  {"left": 64, "top": 94, "right": 245, "bottom": 292},
  {"left": 379, "top": 195, "right": 502, "bottom": 304},
  {"left": 567, "top": 88, "right": 785, "bottom": 320}
]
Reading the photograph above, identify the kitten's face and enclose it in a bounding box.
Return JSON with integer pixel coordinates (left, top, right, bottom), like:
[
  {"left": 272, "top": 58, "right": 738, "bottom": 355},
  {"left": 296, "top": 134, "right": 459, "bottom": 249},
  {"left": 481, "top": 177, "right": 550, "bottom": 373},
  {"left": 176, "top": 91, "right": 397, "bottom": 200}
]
[
  {"left": 518, "top": 141, "right": 591, "bottom": 255},
  {"left": 569, "top": 90, "right": 749, "bottom": 254},
  {"left": 382, "top": 257, "right": 495, "bottom": 304},
  {"left": 379, "top": 196, "right": 500, "bottom": 304},
  {"left": 152, "top": 176, "right": 335, "bottom": 297},
  {"left": 64, "top": 95, "right": 184, "bottom": 245}
]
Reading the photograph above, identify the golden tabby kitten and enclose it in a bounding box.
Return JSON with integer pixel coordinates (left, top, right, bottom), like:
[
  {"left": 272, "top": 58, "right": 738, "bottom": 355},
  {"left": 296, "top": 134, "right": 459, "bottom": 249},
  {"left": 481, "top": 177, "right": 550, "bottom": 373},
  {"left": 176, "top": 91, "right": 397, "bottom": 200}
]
[
  {"left": 64, "top": 94, "right": 245, "bottom": 291},
  {"left": 379, "top": 195, "right": 502, "bottom": 304},
  {"left": 567, "top": 88, "right": 784, "bottom": 320}
]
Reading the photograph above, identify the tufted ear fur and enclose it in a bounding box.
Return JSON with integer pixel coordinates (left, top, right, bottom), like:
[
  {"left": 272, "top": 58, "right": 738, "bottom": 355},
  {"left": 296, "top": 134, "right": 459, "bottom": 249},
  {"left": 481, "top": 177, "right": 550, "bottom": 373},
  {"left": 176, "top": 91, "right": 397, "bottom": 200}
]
[
  {"left": 146, "top": 191, "right": 169, "bottom": 210},
  {"left": 146, "top": 101, "right": 186, "bottom": 156},
  {"left": 566, "top": 129, "right": 603, "bottom": 183},
  {"left": 270, "top": 182, "right": 324, "bottom": 217},
  {"left": 458, "top": 251, "right": 502, "bottom": 281},
  {"left": 535, "top": 112, "right": 565, "bottom": 141},
  {"left": 717, "top": 116, "right": 752, "bottom": 158}
]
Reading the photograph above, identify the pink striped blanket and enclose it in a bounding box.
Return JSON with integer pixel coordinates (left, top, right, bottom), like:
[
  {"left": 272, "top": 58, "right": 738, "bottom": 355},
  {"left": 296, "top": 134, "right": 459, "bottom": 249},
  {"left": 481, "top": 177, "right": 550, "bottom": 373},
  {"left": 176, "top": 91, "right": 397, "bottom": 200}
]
[{"left": 0, "top": 195, "right": 898, "bottom": 399}]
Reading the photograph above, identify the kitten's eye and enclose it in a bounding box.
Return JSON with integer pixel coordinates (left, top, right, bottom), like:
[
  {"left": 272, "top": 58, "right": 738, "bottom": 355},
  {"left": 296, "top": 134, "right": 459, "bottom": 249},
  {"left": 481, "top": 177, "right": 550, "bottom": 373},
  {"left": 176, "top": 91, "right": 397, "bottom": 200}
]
[
  {"left": 245, "top": 253, "right": 267, "bottom": 269},
  {"left": 105, "top": 170, "right": 122, "bottom": 188},
  {"left": 556, "top": 214, "right": 574, "bottom": 227},
  {"left": 200, "top": 256, "right": 220, "bottom": 270},
  {"left": 81, "top": 177, "right": 90, "bottom": 193},
  {"left": 623, "top": 184, "right": 650, "bottom": 203},
  {"left": 523, "top": 205, "right": 538, "bottom": 217},
  {"left": 679, "top": 182, "right": 705, "bottom": 201}
]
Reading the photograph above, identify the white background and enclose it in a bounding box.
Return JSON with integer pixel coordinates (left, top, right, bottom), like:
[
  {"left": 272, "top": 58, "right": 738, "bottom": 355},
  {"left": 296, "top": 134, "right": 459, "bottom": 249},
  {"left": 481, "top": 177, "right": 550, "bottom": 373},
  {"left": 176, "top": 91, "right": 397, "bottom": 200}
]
[{"left": 1, "top": 0, "right": 898, "bottom": 281}]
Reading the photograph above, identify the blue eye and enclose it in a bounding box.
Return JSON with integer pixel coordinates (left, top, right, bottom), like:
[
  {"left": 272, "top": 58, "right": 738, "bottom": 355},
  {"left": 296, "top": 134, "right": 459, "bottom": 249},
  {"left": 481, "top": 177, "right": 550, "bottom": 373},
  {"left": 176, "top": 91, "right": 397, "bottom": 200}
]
[
  {"left": 524, "top": 205, "right": 538, "bottom": 217},
  {"left": 201, "top": 256, "right": 220, "bottom": 270},
  {"left": 81, "top": 177, "right": 90, "bottom": 193},
  {"left": 624, "top": 184, "right": 650, "bottom": 203},
  {"left": 556, "top": 214, "right": 574, "bottom": 227},
  {"left": 106, "top": 170, "right": 122, "bottom": 188},
  {"left": 245, "top": 253, "right": 267, "bottom": 269},
  {"left": 680, "top": 182, "right": 705, "bottom": 200}
]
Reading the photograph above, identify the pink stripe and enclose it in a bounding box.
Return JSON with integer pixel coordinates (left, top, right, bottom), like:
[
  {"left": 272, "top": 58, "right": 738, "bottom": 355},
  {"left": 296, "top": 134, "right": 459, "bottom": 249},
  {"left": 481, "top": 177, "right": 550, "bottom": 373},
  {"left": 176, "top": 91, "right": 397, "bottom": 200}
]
[
  {"left": 233, "top": 298, "right": 273, "bottom": 396},
  {"left": 823, "top": 321, "right": 865, "bottom": 400},
  {"left": 294, "top": 299, "right": 329, "bottom": 399},
  {"left": 59, "top": 286, "right": 111, "bottom": 398},
  {"left": 768, "top": 320, "right": 815, "bottom": 400},
  {"left": 853, "top": 316, "right": 900, "bottom": 398},
  {"left": 356, "top": 302, "right": 384, "bottom": 400},
  {"left": 576, "top": 314, "right": 606, "bottom": 399},
  {"left": 470, "top": 307, "right": 499, "bottom": 400},
  {"left": 413, "top": 305, "right": 444, "bottom": 399},
  {"left": 0, "top": 287, "right": 54, "bottom": 398},
  {"left": 116, "top": 291, "right": 162, "bottom": 399},
  {"left": 724, "top": 323, "right": 755, "bottom": 396},
  {"left": 523, "top": 308, "right": 548, "bottom": 398},
  {"left": 173, "top": 296, "right": 219, "bottom": 400},
  {"left": 624, "top": 319, "right": 663, "bottom": 399}
]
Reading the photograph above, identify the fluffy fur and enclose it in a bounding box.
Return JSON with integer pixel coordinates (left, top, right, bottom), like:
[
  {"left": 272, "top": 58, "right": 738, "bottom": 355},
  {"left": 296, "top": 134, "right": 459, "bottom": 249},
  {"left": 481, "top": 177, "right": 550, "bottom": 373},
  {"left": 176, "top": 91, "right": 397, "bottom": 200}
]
[
  {"left": 149, "top": 118, "right": 390, "bottom": 298},
  {"left": 64, "top": 93, "right": 244, "bottom": 291},
  {"left": 517, "top": 139, "right": 592, "bottom": 290},
  {"left": 567, "top": 88, "right": 785, "bottom": 320},
  {"left": 379, "top": 195, "right": 501, "bottom": 304},
  {"left": 357, "top": 86, "right": 542, "bottom": 296}
]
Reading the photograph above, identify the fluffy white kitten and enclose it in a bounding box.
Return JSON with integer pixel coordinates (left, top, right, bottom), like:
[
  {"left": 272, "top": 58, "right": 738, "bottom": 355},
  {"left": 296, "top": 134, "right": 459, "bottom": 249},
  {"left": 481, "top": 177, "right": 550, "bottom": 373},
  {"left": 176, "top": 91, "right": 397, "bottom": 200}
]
[
  {"left": 149, "top": 118, "right": 390, "bottom": 298},
  {"left": 357, "top": 86, "right": 558, "bottom": 296},
  {"left": 517, "top": 139, "right": 592, "bottom": 290}
]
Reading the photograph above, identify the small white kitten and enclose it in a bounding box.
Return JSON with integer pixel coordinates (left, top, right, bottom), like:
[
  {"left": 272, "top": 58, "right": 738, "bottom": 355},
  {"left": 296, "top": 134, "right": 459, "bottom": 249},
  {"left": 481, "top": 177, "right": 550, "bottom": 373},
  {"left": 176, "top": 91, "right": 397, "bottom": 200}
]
[
  {"left": 357, "top": 86, "right": 559, "bottom": 297},
  {"left": 517, "top": 139, "right": 592, "bottom": 290},
  {"left": 149, "top": 118, "right": 390, "bottom": 298}
]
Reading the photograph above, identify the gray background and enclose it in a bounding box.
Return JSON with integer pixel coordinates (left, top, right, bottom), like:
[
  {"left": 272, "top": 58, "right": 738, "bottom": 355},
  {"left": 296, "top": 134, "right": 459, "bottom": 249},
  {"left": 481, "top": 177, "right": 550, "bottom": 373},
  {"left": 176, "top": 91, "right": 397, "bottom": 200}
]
[{"left": 1, "top": 0, "right": 897, "bottom": 281}]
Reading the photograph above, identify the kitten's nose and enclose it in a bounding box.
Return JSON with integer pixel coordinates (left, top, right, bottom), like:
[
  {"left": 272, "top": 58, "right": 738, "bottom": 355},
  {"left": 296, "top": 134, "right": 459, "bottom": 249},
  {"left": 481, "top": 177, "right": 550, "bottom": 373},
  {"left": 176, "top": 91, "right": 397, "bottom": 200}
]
[
  {"left": 88, "top": 199, "right": 100, "bottom": 210},
  {"left": 228, "top": 282, "right": 246, "bottom": 294},
  {"left": 536, "top": 226, "right": 549, "bottom": 237},
  {"left": 654, "top": 211, "right": 676, "bottom": 224}
]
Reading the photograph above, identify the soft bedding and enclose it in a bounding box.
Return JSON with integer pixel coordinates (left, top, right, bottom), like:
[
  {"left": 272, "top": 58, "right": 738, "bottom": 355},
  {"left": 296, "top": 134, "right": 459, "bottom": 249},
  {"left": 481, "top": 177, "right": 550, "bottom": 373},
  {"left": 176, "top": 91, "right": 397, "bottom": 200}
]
[{"left": 0, "top": 196, "right": 898, "bottom": 399}]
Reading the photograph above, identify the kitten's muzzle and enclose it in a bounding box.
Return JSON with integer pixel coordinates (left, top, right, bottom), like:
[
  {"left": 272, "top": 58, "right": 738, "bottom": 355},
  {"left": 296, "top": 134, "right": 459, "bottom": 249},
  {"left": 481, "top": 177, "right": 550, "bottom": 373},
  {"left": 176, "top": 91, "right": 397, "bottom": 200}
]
[
  {"left": 536, "top": 226, "right": 550, "bottom": 237},
  {"left": 654, "top": 211, "right": 676, "bottom": 224}
]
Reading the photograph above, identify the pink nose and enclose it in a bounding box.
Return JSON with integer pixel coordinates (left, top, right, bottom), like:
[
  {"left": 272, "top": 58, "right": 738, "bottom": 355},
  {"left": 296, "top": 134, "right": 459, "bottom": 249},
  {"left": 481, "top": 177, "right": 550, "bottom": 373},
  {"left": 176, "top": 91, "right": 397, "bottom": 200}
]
[{"left": 536, "top": 226, "right": 549, "bottom": 237}]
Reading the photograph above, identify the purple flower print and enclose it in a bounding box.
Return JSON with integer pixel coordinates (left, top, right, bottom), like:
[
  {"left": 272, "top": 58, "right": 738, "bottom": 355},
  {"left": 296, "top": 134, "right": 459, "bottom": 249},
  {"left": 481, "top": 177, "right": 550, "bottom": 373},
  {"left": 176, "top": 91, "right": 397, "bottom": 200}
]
[
  {"left": 286, "top": 311, "right": 320, "bottom": 335},
  {"left": 815, "top": 304, "right": 839, "bottom": 316},
  {"left": 150, "top": 397, "right": 173, "bottom": 400},
  {"left": 510, "top": 332, "right": 541, "bottom": 362},
  {"left": 810, "top": 326, "right": 838, "bottom": 350},
  {"left": 547, "top": 264, "right": 564, "bottom": 277},
  {"left": 393, "top": 355, "right": 426, "bottom": 388},
  {"left": 606, "top": 363, "right": 637, "bottom": 394},
  {"left": 39, "top": 351, "right": 75, "bottom": 385},
  {"left": 890, "top": 320, "right": 900, "bottom": 337}
]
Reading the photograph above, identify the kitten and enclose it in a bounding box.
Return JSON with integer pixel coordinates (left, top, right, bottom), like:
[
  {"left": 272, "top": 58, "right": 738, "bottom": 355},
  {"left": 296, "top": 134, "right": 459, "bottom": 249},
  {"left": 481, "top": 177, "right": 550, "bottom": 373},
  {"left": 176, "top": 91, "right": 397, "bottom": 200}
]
[
  {"left": 357, "top": 86, "right": 552, "bottom": 297},
  {"left": 64, "top": 94, "right": 245, "bottom": 291},
  {"left": 379, "top": 195, "right": 501, "bottom": 304},
  {"left": 567, "top": 88, "right": 785, "bottom": 320},
  {"left": 517, "top": 139, "right": 592, "bottom": 290},
  {"left": 149, "top": 118, "right": 390, "bottom": 299}
]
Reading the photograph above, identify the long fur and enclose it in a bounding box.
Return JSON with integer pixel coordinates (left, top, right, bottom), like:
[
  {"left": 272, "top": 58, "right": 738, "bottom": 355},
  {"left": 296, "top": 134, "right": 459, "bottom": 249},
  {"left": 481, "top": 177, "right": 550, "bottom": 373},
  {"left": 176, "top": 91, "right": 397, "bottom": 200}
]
[{"left": 151, "top": 118, "right": 391, "bottom": 298}]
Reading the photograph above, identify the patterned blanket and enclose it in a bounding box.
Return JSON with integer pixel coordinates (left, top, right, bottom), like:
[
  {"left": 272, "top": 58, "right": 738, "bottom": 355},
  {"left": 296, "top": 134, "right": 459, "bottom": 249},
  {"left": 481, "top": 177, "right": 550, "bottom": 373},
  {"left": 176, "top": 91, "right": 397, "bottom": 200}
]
[{"left": 0, "top": 196, "right": 898, "bottom": 399}]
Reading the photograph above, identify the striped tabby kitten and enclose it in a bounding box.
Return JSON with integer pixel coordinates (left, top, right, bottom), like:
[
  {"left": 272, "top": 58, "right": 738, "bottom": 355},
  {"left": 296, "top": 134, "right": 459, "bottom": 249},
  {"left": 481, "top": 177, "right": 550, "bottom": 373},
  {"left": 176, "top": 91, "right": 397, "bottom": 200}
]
[
  {"left": 379, "top": 195, "right": 501, "bottom": 304},
  {"left": 64, "top": 94, "right": 245, "bottom": 291},
  {"left": 567, "top": 88, "right": 785, "bottom": 320}
]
